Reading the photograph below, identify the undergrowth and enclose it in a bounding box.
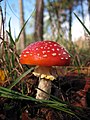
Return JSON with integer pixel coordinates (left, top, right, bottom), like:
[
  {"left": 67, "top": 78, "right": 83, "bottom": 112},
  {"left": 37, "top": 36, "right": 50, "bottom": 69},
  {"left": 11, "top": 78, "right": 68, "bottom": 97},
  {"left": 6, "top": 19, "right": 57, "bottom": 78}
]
[{"left": 0, "top": 8, "right": 90, "bottom": 120}]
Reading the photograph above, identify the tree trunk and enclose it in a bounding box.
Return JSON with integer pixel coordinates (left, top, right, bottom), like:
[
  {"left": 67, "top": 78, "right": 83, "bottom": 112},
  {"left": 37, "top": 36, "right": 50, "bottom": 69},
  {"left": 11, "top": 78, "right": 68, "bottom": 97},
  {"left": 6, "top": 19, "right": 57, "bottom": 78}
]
[
  {"left": 34, "top": 0, "right": 44, "bottom": 41},
  {"left": 69, "top": 7, "right": 72, "bottom": 42},
  {"left": 87, "top": 0, "right": 90, "bottom": 21},
  {"left": 18, "top": 0, "right": 26, "bottom": 50},
  {"left": 80, "top": 0, "right": 85, "bottom": 23}
]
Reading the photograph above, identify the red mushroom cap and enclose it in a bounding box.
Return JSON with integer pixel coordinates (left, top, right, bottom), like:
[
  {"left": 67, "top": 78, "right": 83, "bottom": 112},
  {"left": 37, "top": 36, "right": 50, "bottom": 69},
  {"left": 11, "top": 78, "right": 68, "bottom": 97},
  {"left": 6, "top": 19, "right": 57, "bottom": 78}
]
[{"left": 19, "top": 41, "right": 71, "bottom": 66}]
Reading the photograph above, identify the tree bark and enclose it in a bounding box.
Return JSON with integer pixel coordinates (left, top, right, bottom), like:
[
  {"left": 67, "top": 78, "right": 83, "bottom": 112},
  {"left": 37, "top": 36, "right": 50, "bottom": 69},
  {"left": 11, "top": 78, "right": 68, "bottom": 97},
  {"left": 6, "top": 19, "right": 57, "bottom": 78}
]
[
  {"left": 18, "top": 0, "right": 26, "bottom": 50},
  {"left": 87, "top": 0, "right": 90, "bottom": 21},
  {"left": 80, "top": 0, "right": 85, "bottom": 23},
  {"left": 69, "top": 7, "right": 72, "bottom": 42},
  {"left": 34, "top": 0, "right": 44, "bottom": 41}
]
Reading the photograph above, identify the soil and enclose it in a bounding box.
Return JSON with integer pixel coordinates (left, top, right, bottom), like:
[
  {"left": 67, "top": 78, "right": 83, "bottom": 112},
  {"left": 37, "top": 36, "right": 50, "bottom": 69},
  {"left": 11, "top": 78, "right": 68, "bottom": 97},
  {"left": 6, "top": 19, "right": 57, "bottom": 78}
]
[{"left": 0, "top": 72, "right": 90, "bottom": 120}]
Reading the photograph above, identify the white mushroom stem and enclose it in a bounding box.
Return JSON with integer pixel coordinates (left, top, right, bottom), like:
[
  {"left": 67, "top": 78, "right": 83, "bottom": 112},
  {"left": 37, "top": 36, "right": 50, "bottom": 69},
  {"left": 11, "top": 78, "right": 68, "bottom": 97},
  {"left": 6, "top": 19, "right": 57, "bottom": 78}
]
[
  {"left": 36, "top": 78, "right": 51, "bottom": 100},
  {"left": 33, "top": 66, "right": 57, "bottom": 100}
]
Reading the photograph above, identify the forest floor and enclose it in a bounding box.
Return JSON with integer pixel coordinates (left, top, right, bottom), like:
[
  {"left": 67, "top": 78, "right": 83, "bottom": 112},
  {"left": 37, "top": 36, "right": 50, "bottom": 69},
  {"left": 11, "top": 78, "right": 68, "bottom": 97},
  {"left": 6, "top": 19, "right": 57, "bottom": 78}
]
[{"left": 0, "top": 67, "right": 90, "bottom": 120}]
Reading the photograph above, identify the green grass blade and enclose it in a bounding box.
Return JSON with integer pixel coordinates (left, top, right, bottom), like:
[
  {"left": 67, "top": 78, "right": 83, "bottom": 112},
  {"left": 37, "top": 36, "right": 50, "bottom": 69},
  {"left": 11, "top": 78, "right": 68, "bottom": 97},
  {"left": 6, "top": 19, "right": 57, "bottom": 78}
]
[
  {"left": 0, "top": 86, "right": 36, "bottom": 101},
  {"left": 74, "top": 13, "right": 90, "bottom": 35},
  {"left": 6, "top": 31, "right": 15, "bottom": 45},
  {"left": 8, "top": 67, "right": 34, "bottom": 89},
  {"left": 7, "top": 18, "right": 15, "bottom": 45},
  {"left": 11, "top": 52, "right": 15, "bottom": 68},
  {"left": 15, "top": 18, "right": 29, "bottom": 42},
  {"left": 4, "top": 49, "right": 11, "bottom": 72},
  {"left": 47, "top": 103, "right": 74, "bottom": 114},
  {"left": 0, "top": 86, "right": 80, "bottom": 119},
  {"left": 0, "top": 87, "right": 66, "bottom": 104},
  {"left": 8, "top": 18, "right": 11, "bottom": 33},
  {"left": 16, "top": 8, "right": 35, "bottom": 42}
]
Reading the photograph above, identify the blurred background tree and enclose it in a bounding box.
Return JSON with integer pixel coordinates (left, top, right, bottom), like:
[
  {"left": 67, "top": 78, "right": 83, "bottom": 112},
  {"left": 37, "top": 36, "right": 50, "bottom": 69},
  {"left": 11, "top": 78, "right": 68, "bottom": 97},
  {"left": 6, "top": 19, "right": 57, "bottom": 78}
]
[
  {"left": 18, "top": 0, "right": 26, "bottom": 50},
  {"left": 34, "top": 0, "right": 44, "bottom": 41},
  {"left": 87, "top": 0, "right": 90, "bottom": 21},
  {"left": 0, "top": 0, "right": 90, "bottom": 52}
]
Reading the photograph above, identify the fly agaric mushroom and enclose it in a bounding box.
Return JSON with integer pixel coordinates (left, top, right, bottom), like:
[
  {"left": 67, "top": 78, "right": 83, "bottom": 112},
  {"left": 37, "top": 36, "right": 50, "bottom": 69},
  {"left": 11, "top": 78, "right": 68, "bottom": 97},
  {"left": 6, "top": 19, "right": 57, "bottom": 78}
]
[{"left": 19, "top": 41, "right": 71, "bottom": 99}]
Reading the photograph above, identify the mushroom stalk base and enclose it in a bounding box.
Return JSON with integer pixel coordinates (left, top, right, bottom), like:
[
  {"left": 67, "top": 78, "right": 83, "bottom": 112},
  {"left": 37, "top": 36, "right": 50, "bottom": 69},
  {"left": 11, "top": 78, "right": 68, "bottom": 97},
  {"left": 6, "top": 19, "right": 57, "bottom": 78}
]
[
  {"left": 36, "top": 78, "right": 51, "bottom": 100},
  {"left": 33, "top": 66, "right": 56, "bottom": 100}
]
